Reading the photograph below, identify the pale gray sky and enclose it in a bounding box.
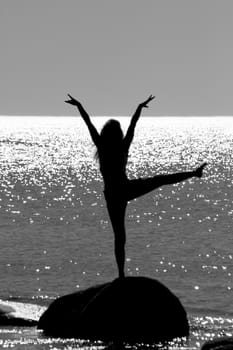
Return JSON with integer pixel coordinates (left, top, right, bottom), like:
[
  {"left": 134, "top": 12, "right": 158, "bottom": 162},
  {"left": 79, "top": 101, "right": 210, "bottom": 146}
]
[{"left": 0, "top": 0, "right": 233, "bottom": 116}]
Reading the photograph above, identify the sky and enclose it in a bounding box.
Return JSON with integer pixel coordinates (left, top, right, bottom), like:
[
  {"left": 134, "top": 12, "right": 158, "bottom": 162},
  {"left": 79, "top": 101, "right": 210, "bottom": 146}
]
[{"left": 0, "top": 0, "right": 233, "bottom": 116}]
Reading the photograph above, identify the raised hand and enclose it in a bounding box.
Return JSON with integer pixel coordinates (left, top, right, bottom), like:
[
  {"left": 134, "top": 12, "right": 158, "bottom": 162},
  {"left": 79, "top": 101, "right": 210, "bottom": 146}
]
[
  {"left": 65, "top": 94, "right": 80, "bottom": 106},
  {"left": 140, "top": 95, "right": 155, "bottom": 109},
  {"left": 195, "top": 162, "right": 207, "bottom": 178}
]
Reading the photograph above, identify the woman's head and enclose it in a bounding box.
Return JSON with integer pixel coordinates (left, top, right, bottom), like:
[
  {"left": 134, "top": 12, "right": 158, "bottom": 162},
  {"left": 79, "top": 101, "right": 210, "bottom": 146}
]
[
  {"left": 95, "top": 119, "right": 123, "bottom": 160},
  {"left": 100, "top": 119, "right": 123, "bottom": 143}
]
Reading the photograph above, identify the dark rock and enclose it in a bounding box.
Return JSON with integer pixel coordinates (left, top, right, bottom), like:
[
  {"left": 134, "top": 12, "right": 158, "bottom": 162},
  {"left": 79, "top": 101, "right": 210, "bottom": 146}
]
[
  {"left": 202, "top": 337, "right": 233, "bottom": 350},
  {"left": 38, "top": 282, "right": 111, "bottom": 337},
  {"left": 38, "top": 276, "right": 189, "bottom": 343},
  {"left": 0, "top": 315, "right": 37, "bottom": 327}
]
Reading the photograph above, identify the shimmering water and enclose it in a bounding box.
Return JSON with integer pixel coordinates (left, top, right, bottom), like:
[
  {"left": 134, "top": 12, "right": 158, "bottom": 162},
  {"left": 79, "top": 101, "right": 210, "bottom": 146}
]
[{"left": 0, "top": 116, "right": 233, "bottom": 349}]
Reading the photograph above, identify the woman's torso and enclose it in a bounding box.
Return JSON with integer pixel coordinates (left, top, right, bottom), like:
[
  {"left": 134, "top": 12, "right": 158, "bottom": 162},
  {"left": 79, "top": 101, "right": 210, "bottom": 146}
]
[{"left": 98, "top": 142, "right": 128, "bottom": 189}]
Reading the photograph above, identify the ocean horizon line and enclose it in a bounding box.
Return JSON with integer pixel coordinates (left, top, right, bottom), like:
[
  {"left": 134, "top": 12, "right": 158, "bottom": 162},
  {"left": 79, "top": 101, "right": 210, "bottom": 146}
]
[{"left": 0, "top": 115, "right": 232, "bottom": 118}]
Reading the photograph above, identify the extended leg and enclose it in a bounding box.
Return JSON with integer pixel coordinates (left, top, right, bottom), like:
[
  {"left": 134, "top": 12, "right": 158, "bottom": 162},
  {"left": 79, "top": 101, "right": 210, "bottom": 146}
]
[{"left": 126, "top": 169, "right": 197, "bottom": 202}]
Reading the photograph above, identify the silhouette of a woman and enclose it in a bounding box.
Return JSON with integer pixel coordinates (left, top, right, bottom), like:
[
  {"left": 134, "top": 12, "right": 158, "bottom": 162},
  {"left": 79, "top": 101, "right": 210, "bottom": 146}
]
[{"left": 66, "top": 94, "right": 206, "bottom": 278}]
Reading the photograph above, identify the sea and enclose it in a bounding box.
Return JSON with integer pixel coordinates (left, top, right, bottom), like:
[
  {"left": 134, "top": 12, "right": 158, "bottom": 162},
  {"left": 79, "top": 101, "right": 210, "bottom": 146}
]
[{"left": 0, "top": 115, "right": 233, "bottom": 349}]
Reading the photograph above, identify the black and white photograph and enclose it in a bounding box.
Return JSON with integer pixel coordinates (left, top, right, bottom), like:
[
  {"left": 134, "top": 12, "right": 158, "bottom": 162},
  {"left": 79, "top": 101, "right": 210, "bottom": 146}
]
[{"left": 0, "top": 1, "right": 233, "bottom": 349}]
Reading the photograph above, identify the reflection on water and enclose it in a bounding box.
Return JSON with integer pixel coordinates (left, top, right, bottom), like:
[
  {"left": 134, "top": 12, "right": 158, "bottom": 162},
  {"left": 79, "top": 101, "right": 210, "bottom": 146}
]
[
  {"left": 0, "top": 328, "right": 105, "bottom": 350},
  {"left": 0, "top": 315, "right": 232, "bottom": 349},
  {"left": 0, "top": 116, "right": 233, "bottom": 348}
]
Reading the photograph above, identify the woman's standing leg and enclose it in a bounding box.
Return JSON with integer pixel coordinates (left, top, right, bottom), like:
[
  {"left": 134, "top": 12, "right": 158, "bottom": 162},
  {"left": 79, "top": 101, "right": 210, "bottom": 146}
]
[{"left": 105, "top": 194, "right": 127, "bottom": 278}]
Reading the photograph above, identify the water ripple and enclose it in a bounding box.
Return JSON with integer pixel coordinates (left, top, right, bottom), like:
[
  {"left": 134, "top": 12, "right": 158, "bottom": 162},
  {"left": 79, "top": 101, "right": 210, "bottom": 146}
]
[{"left": 0, "top": 116, "right": 233, "bottom": 316}]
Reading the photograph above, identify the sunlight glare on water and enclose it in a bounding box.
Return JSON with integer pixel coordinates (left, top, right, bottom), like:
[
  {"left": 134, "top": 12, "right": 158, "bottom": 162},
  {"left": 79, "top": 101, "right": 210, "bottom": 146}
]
[{"left": 1, "top": 116, "right": 233, "bottom": 349}]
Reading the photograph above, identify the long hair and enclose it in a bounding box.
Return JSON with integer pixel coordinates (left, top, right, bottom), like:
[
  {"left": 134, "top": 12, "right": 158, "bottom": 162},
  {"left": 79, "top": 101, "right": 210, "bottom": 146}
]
[{"left": 95, "top": 119, "right": 124, "bottom": 160}]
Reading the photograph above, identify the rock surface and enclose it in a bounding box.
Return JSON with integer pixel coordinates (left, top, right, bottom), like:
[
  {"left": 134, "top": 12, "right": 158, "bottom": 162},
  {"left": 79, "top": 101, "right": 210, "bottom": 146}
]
[{"left": 38, "top": 276, "right": 189, "bottom": 343}]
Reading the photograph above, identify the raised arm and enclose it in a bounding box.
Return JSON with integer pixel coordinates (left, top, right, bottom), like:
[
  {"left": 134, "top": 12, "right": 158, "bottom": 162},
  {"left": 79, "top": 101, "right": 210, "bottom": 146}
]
[
  {"left": 65, "top": 94, "right": 100, "bottom": 147},
  {"left": 124, "top": 95, "right": 155, "bottom": 149}
]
